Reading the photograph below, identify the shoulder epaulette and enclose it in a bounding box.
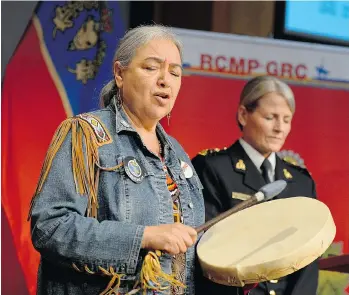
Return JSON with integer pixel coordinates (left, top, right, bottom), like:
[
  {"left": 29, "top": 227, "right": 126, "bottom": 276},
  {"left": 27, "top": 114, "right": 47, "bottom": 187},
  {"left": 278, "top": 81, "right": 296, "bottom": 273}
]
[
  {"left": 282, "top": 156, "right": 301, "bottom": 167},
  {"left": 198, "top": 147, "right": 227, "bottom": 156},
  {"left": 281, "top": 157, "right": 312, "bottom": 177},
  {"left": 278, "top": 150, "right": 305, "bottom": 168},
  {"left": 277, "top": 150, "right": 313, "bottom": 177}
]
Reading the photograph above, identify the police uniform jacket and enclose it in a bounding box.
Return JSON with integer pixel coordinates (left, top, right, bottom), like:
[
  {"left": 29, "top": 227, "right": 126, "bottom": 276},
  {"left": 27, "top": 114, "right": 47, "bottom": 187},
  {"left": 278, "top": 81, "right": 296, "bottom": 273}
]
[{"left": 192, "top": 140, "right": 318, "bottom": 295}]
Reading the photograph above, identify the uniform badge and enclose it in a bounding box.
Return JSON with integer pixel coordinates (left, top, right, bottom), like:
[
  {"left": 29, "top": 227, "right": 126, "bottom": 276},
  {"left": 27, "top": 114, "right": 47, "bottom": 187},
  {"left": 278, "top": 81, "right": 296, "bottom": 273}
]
[
  {"left": 283, "top": 169, "right": 293, "bottom": 179},
  {"left": 124, "top": 156, "right": 144, "bottom": 183},
  {"left": 236, "top": 159, "right": 246, "bottom": 171},
  {"left": 181, "top": 160, "right": 193, "bottom": 178}
]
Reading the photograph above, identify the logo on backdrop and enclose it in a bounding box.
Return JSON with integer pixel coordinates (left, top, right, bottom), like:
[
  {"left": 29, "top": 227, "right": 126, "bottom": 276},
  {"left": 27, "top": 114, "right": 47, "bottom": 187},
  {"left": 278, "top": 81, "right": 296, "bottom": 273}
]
[{"left": 51, "top": 1, "right": 113, "bottom": 84}]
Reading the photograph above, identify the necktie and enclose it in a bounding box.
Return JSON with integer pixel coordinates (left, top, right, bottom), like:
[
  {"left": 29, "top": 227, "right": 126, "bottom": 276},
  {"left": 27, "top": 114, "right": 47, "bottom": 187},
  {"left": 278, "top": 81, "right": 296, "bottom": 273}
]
[{"left": 261, "top": 158, "right": 272, "bottom": 184}]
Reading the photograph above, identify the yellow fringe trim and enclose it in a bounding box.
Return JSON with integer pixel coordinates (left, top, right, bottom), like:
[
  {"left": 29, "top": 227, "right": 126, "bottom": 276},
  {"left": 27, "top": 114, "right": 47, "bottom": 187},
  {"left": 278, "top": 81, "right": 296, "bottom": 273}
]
[
  {"left": 29, "top": 117, "right": 101, "bottom": 219},
  {"left": 99, "top": 267, "right": 125, "bottom": 295},
  {"left": 140, "top": 251, "right": 186, "bottom": 294}
]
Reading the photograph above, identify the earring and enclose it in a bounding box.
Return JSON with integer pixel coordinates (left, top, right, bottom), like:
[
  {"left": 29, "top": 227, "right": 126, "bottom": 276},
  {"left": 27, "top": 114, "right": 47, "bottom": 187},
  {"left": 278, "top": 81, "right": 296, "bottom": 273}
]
[
  {"left": 116, "top": 91, "right": 123, "bottom": 109},
  {"left": 167, "top": 112, "right": 171, "bottom": 126}
]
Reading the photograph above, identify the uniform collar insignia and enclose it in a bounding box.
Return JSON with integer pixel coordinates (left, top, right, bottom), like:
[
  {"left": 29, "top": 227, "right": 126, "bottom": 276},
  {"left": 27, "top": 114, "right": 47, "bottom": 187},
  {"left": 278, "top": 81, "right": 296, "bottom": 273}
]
[
  {"left": 283, "top": 168, "right": 293, "bottom": 179},
  {"left": 236, "top": 159, "right": 246, "bottom": 171}
]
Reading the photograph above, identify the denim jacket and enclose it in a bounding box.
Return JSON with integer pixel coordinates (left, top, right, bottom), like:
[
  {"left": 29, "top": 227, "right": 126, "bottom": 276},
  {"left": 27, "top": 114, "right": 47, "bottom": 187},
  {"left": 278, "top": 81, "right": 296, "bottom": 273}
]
[{"left": 30, "top": 105, "right": 205, "bottom": 295}]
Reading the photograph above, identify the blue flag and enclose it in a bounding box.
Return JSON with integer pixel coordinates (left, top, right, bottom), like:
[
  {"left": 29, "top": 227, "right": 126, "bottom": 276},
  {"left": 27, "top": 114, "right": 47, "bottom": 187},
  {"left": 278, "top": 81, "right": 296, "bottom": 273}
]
[{"left": 36, "top": 0, "right": 125, "bottom": 114}]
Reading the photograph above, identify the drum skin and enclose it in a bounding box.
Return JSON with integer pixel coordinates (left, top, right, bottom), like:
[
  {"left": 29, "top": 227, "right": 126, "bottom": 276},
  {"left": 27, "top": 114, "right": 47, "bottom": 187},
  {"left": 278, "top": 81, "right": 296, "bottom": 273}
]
[{"left": 196, "top": 197, "right": 336, "bottom": 287}]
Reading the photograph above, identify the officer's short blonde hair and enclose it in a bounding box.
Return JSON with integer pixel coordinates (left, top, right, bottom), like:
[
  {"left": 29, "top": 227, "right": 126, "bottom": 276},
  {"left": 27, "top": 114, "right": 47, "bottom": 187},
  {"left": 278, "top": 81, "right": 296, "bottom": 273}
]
[{"left": 237, "top": 76, "right": 295, "bottom": 130}]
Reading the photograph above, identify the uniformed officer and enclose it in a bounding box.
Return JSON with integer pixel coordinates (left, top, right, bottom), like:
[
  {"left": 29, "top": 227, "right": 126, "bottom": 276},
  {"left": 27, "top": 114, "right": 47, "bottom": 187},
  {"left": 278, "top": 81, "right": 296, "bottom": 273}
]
[{"left": 192, "top": 75, "right": 318, "bottom": 295}]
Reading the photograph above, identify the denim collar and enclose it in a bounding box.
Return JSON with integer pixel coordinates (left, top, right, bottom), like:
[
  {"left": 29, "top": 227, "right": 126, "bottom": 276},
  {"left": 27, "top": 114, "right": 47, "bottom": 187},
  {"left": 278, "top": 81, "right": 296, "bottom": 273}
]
[{"left": 108, "top": 98, "right": 174, "bottom": 150}]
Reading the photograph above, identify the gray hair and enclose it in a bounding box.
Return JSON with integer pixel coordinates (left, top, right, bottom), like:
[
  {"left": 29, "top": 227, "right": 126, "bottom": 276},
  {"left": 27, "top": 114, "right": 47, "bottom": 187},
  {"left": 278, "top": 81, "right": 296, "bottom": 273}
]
[
  {"left": 99, "top": 24, "right": 183, "bottom": 107},
  {"left": 237, "top": 76, "right": 295, "bottom": 130}
]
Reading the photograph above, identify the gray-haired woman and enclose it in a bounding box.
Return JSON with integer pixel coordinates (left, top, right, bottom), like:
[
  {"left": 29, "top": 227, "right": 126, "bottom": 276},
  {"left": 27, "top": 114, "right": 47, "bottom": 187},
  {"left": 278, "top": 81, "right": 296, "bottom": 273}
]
[
  {"left": 192, "top": 75, "right": 318, "bottom": 295},
  {"left": 29, "top": 24, "right": 205, "bottom": 295}
]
